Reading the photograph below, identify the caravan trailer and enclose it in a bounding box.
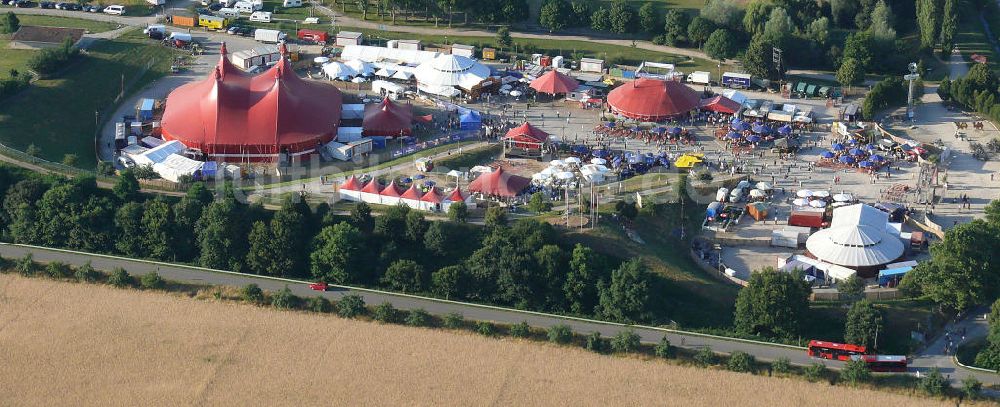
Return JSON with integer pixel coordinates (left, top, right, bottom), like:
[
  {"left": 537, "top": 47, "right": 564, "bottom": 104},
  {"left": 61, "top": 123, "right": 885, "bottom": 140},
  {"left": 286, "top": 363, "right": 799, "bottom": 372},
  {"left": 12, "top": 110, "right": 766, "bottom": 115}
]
[{"left": 722, "top": 72, "right": 752, "bottom": 89}]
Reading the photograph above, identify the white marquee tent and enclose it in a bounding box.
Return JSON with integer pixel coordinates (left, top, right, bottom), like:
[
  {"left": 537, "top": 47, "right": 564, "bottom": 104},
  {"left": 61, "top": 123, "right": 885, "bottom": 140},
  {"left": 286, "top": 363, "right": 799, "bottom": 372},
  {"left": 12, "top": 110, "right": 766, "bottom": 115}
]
[
  {"left": 805, "top": 204, "right": 904, "bottom": 268},
  {"left": 414, "top": 54, "right": 490, "bottom": 94},
  {"left": 322, "top": 62, "right": 357, "bottom": 79},
  {"left": 341, "top": 45, "right": 440, "bottom": 65}
]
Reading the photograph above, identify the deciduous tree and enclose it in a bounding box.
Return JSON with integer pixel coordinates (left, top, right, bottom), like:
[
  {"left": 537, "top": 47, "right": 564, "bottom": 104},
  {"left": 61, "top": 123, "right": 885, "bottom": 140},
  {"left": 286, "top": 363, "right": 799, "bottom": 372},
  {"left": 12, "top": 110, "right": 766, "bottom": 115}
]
[
  {"left": 310, "top": 222, "right": 363, "bottom": 283},
  {"left": 597, "top": 258, "right": 650, "bottom": 323},
  {"left": 844, "top": 300, "right": 883, "bottom": 349},
  {"left": 381, "top": 259, "right": 426, "bottom": 292},
  {"left": 733, "top": 268, "right": 811, "bottom": 338}
]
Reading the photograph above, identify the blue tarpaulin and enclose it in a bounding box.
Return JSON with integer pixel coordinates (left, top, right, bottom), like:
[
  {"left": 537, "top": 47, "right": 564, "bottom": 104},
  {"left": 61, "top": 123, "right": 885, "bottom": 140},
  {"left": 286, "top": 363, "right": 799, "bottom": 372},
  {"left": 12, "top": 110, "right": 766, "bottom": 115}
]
[{"left": 878, "top": 266, "right": 912, "bottom": 285}]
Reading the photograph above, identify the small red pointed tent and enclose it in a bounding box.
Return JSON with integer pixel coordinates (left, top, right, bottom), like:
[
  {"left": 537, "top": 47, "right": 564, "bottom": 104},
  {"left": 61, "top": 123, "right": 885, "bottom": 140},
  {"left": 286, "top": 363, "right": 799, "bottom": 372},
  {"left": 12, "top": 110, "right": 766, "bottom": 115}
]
[
  {"left": 504, "top": 122, "right": 549, "bottom": 143},
  {"left": 446, "top": 187, "right": 466, "bottom": 202},
  {"left": 699, "top": 95, "right": 741, "bottom": 114},
  {"left": 400, "top": 184, "right": 423, "bottom": 201},
  {"left": 339, "top": 175, "right": 360, "bottom": 191},
  {"left": 530, "top": 70, "right": 579, "bottom": 95},
  {"left": 468, "top": 167, "right": 530, "bottom": 198},
  {"left": 421, "top": 187, "right": 443, "bottom": 203},
  {"left": 360, "top": 180, "right": 382, "bottom": 194},
  {"left": 363, "top": 97, "right": 413, "bottom": 137},
  {"left": 380, "top": 181, "right": 403, "bottom": 197}
]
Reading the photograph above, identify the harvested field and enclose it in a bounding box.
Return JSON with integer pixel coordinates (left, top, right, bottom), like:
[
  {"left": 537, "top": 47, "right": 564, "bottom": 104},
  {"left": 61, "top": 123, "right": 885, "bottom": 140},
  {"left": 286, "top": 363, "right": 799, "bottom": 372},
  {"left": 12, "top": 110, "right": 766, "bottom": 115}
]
[{"left": 0, "top": 274, "right": 952, "bottom": 406}]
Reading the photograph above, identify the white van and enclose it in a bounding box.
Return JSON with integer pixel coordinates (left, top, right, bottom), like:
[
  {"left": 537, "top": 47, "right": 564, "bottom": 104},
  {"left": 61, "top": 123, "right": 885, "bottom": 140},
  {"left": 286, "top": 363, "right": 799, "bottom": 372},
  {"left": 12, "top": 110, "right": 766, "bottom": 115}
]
[
  {"left": 249, "top": 10, "right": 271, "bottom": 22},
  {"left": 282, "top": 0, "right": 301, "bottom": 6},
  {"left": 219, "top": 0, "right": 235, "bottom": 6},
  {"left": 233, "top": 1, "right": 254, "bottom": 13},
  {"left": 218, "top": 7, "right": 238, "bottom": 18},
  {"left": 103, "top": 4, "right": 125, "bottom": 15}
]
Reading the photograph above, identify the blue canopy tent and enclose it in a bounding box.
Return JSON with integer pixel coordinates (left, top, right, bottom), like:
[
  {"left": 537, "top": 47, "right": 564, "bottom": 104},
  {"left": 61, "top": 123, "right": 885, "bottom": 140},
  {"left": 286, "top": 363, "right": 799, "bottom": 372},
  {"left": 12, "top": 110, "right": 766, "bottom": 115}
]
[
  {"left": 777, "top": 124, "right": 792, "bottom": 135},
  {"left": 821, "top": 151, "right": 836, "bottom": 158},
  {"left": 593, "top": 149, "right": 609, "bottom": 158},
  {"left": 859, "top": 160, "right": 873, "bottom": 168},
  {"left": 878, "top": 266, "right": 912, "bottom": 286},
  {"left": 653, "top": 127, "right": 667, "bottom": 134},
  {"left": 752, "top": 123, "right": 765, "bottom": 134},
  {"left": 737, "top": 121, "right": 751, "bottom": 132},
  {"left": 870, "top": 154, "right": 885, "bottom": 161},
  {"left": 747, "top": 135, "right": 761, "bottom": 143},
  {"left": 839, "top": 155, "right": 856, "bottom": 164},
  {"left": 832, "top": 143, "right": 845, "bottom": 151},
  {"left": 671, "top": 127, "right": 682, "bottom": 135},
  {"left": 850, "top": 148, "right": 866, "bottom": 156},
  {"left": 459, "top": 110, "right": 482, "bottom": 130},
  {"left": 726, "top": 131, "right": 741, "bottom": 140}
]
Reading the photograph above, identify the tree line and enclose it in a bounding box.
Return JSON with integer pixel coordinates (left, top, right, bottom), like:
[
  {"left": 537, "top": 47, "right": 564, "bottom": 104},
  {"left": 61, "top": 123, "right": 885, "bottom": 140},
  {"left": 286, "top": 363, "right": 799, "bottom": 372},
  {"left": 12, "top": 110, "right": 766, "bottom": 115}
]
[
  {"left": 333, "top": 0, "right": 530, "bottom": 27},
  {"left": 939, "top": 64, "right": 1000, "bottom": 128},
  {"left": 0, "top": 166, "right": 659, "bottom": 324}
]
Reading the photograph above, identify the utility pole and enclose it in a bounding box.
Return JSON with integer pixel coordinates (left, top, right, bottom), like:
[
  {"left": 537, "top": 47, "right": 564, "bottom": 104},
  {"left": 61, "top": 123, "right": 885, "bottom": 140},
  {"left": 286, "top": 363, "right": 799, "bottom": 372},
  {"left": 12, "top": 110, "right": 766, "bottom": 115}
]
[{"left": 905, "top": 62, "right": 920, "bottom": 121}]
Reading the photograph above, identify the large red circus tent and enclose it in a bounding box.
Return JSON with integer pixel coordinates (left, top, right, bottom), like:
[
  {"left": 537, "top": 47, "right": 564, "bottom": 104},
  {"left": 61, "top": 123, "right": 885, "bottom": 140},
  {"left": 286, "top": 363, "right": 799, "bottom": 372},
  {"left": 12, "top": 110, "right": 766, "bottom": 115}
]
[
  {"left": 468, "top": 166, "right": 530, "bottom": 198},
  {"left": 362, "top": 97, "right": 413, "bottom": 137},
  {"left": 607, "top": 78, "right": 700, "bottom": 121},
  {"left": 530, "top": 70, "right": 579, "bottom": 95},
  {"left": 699, "top": 95, "right": 741, "bottom": 114},
  {"left": 160, "top": 43, "right": 343, "bottom": 161},
  {"left": 504, "top": 122, "right": 549, "bottom": 145}
]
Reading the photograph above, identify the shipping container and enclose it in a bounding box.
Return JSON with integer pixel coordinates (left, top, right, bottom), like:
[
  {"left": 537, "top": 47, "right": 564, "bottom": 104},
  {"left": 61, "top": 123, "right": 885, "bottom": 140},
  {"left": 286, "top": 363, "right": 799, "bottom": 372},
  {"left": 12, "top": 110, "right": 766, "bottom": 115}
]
[
  {"left": 297, "top": 29, "right": 328, "bottom": 43},
  {"left": 171, "top": 15, "right": 196, "bottom": 27},
  {"left": 722, "top": 72, "right": 752, "bottom": 89},
  {"left": 788, "top": 210, "right": 826, "bottom": 228}
]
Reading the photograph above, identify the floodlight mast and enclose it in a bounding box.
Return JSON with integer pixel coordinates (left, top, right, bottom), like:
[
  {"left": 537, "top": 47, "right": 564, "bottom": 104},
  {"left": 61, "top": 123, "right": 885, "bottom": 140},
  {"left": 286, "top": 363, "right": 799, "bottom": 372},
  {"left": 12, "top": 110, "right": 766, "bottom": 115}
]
[{"left": 905, "top": 62, "right": 919, "bottom": 121}]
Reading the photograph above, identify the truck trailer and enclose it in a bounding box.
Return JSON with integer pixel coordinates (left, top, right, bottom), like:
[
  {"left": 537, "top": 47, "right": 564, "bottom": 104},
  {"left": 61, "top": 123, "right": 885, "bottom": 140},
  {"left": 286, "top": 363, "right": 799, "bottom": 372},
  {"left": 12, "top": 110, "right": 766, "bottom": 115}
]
[{"left": 722, "top": 72, "right": 752, "bottom": 89}]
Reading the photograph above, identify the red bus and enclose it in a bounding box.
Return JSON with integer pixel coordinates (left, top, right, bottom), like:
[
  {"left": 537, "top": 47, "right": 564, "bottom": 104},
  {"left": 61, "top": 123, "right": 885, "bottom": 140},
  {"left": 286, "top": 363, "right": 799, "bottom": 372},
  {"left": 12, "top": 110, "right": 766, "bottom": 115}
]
[
  {"left": 807, "top": 340, "right": 867, "bottom": 361},
  {"left": 852, "top": 355, "right": 909, "bottom": 372}
]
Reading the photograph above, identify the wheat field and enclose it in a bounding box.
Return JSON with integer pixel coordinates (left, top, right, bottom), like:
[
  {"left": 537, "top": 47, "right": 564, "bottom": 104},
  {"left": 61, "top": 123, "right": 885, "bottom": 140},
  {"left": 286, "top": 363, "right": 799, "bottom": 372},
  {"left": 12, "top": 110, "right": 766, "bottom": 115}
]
[{"left": 0, "top": 274, "right": 956, "bottom": 406}]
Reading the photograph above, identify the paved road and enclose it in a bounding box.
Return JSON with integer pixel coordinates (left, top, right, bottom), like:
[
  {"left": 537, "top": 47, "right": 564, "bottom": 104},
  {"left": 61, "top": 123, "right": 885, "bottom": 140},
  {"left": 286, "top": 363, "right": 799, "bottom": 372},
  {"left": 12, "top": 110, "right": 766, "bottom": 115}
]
[{"left": 6, "top": 242, "right": 1000, "bottom": 387}]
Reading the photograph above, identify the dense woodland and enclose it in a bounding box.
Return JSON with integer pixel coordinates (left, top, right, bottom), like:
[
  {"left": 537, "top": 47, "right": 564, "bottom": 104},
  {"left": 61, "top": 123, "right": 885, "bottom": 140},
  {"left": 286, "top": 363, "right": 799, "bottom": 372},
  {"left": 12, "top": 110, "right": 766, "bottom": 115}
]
[{"left": 0, "top": 167, "right": 665, "bottom": 324}]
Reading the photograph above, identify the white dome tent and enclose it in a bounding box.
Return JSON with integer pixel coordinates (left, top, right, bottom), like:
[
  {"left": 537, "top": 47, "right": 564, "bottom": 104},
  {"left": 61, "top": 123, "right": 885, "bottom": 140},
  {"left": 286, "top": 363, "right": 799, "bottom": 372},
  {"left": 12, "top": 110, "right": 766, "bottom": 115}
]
[
  {"left": 344, "top": 59, "right": 376, "bottom": 76},
  {"left": 414, "top": 54, "right": 490, "bottom": 96},
  {"left": 322, "top": 62, "right": 357, "bottom": 80},
  {"left": 805, "top": 204, "right": 904, "bottom": 269}
]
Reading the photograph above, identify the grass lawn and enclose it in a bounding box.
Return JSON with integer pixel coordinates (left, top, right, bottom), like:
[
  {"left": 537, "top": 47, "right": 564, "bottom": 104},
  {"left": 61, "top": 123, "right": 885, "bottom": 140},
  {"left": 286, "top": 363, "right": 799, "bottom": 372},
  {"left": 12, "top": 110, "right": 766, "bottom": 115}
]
[
  {"left": 0, "top": 40, "right": 36, "bottom": 77},
  {"left": 954, "top": 0, "right": 1000, "bottom": 73},
  {"left": 13, "top": 13, "right": 122, "bottom": 33},
  {"left": 0, "top": 29, "right": 178, "bottom": 168}
]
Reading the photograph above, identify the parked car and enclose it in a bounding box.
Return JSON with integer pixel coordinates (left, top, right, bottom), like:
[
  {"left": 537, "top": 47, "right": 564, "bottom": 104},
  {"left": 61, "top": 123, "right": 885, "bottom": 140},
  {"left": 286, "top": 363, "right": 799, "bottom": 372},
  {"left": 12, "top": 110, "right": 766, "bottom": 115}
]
[
  {"left": 308, "top": 282, "right": 328, "bottom": 291},
  {"left": 195, "top": 7, "right": 211, "bottom": 14},
  {"left": 102, "top": 4, "right": 123, "bottom": 14},
  {"left": 63, "top": 2, "right": 81, "bottom": 9},
  {"left": 238, "top": 27, "right": 254, "bottom": 37},
  {"left": 39, "top": 1, "right": 54, "bottom": 8},
  {"left": 14, "top": 1, "right": 36, "bottom": 8},
  {"left": 226, "top": 25, "right": 241, "bottom": 35},
  {"left": 86, "top": 5, "right": 101, "bottom": 12},
  {"left": 208, "top": 2, "right": 221, "bottom": 10}
]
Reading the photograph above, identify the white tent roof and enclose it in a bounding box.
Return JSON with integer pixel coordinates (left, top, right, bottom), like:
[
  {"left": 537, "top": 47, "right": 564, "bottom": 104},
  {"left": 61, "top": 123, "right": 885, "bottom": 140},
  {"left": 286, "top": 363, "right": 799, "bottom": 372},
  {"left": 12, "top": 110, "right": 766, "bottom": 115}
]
[
  {"left": 722, "top": 89, "right": 748, "bottom": 105},
  {"left": 805, "top": 204, "right": 904, "bottom": 267},
  {"left": 133, "top": 140, "right": 186, "bottom": 166},
  {"left": 341, "top": 45, "right": 440, "bottom": 65},
  {"left": 344, "top": 59, "right": 375, "bottom": 76},
  {"left": 391, "top": 70, "right": 414, "bottom": 80},
  {"left": 153, "top": 154, "right": 203, "bottom": 183},
  {"left": 414, "top": 54, "right": 490, "bottom": 91},
  {"left": 322, "top": 62, "right": 357, "bottom": 79}
]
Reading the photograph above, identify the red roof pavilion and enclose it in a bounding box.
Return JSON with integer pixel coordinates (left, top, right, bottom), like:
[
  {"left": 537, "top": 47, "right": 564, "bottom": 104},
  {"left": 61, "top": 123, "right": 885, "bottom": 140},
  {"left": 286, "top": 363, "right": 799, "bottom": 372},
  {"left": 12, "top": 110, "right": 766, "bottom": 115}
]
[
  {"left": 421, "top": 187, "right": 443, "bottom": 203},
  {"left": 381, "top": 181, "right": 403, "bottom": 197},
  {"left": 362, "top": 97, "right": 413, "bottom": 138},
  {"left": 530, "top": 70, "right": 579, "bottom": 95},
  {"left": 400, "top": 184, "right": 423, "bottom": 200},
  {"left": 504, "top": 122, "right": 549, "bottom": 143},
  {"left": 360, "top": 180, "right": 383, "bottom": 194},
  {"left": 468, "top": 167, "right": 530, "bottom": 198},
  {"left": 160, "top": 43, "right": 343, "bottom": 160},
  {"left": 446, "top": 187, "right": 466, "bottom": 202},
  {"left": 607, "top": 78, "right": 700, "bottom": 121},
  {"left": 340, "top": 175, "right": 360, "bottom": 191},
  {"left": 699, "top": 95, "right": 741, "bottom": 114}
]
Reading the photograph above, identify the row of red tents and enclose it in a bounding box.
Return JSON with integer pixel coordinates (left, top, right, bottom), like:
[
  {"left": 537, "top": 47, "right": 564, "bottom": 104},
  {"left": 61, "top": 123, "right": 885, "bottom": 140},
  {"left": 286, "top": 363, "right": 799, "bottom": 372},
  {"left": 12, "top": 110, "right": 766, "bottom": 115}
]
[{"left": 340, "top": 176, "right": 465, "bottom": 204}]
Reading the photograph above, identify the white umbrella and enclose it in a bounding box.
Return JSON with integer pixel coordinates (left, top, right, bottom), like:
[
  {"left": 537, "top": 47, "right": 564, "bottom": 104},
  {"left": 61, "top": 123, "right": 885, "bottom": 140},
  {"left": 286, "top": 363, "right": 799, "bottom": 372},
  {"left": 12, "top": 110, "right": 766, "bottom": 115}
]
[
  {"left": 510, "top": 90, "right": 523, "bottom": 97},
  {"left": 556, "top": 171, "right": 575, "bottom": 180},
  {"left": 375, "top": 67, "right": 395, "bottom": 77},
  {"left": 532, "top": 172, "right": 550, "bottom": 180},
  {"left": 737, "top": 180, "right": 751, "bottom": 189},
  {"left": 813, "top": 190, "right": 830, "bottom": 198},
  {"left": 539, "top": 167, "right": 555, "bottom": 176},
  {"left": 809, "top": 200, "right": 827, "bottom": 208},
  {"left": 549, "top": 159, "right": 564, "bottom": 167},
  {"left": 749, "top": 189, "right": 766, "bottom": 198},
  {"left": 833, "top": 193, "right": 853, "bottom": 202},
  {"left": 563, "top": 156, "right": 582, "bottom": 165},
  {"left": 755, "top": 181, "right": 772, "bottom": 190},
  {"left": 796, "top": 189, "right": 813, "bottom": 198},
  {"left": 793, "top": 198, "right": 809, "bottom": 206},
  {"left": 351, "top": 76, "right": 367, "bottom": 83},
  {"left": 591, "top": 158, "right": 607, "bottom": 165},
  {"left": 313, "top": 56, "right": 330, "bottom": 64}
]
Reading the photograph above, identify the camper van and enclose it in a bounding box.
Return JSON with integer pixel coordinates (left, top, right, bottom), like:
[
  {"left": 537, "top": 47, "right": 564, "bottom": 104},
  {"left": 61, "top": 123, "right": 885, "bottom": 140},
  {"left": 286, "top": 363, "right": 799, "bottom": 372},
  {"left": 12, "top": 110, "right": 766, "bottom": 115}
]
[
  {"left": 233, "top": 1, "right": 254, "bottom": 12},
  {"left": 282, "top": 0, "right": 301, "bottom": 6},
  {"left": 249, "top": 10, "right": 271, "bottom": 22},
  {"left": 218, "top": 7, "right": 238, "bottom": 18},
  {"left": 253, "top": 28, "right": 286, "bottom": 43}
]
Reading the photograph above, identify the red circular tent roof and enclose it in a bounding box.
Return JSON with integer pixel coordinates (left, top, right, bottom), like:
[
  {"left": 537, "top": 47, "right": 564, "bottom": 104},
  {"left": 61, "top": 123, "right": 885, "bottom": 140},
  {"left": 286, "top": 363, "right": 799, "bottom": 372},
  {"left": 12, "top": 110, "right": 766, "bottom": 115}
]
[
  {"left": 530, "top": 70, "right": 579, "bottom": 95},
  {"left": 362, "top": 97, "right": 413, "bottom": 138},
  {"left": 504, "top": 122, "right": 549, "bottom": 143},
  {"left": 161, "top": 43, "right": 343, "bottom": 160},
  {"left": 607, "top": 78, "right": 700, "bottom": 121}
]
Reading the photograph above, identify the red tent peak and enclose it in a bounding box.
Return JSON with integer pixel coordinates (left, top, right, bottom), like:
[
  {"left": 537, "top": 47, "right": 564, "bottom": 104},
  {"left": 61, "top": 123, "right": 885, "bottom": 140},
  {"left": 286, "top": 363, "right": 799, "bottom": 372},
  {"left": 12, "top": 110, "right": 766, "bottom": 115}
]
[
  {"left": 220, "top": 42, "right": 228, "bottom": 55},
  {"left": 360, "top": 180, "right": 382, "bottom": 194},
  {"left": 400, "top": 184, "right": 423, "bottom": 200},
  {"left": 340, "top": 175, "right": 360, "bottom": 191},
  {"left": 446, "top": 187, "right": 465, "bottom": 202},
  {"left": 278, "top": 42, "right": 288, "bottom": 56},
  {"left": 381, "top": 181, "right": 403, "bottom": 197},
  {"left": 421, "top": 187, "right": 443, "bottom": 203}
]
